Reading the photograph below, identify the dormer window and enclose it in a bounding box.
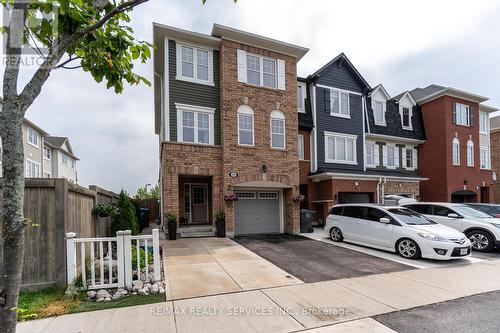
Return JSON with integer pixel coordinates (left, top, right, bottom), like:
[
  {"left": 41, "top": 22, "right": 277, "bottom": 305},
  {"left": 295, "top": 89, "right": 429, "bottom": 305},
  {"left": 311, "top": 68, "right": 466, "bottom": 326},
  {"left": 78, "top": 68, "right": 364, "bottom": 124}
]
[
  {"left": 369, "top": 85, "right": 390, "bottom": 126},
  {"left": 397, "top": 92, "right": 416, "bottom": 131},
  {"left": 402, "top": 108, "right": 411, "bottom": 128}
]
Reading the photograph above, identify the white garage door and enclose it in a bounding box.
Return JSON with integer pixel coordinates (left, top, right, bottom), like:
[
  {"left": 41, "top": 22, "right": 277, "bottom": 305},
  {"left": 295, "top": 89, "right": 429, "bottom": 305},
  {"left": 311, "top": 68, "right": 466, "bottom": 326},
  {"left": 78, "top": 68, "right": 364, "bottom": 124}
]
[{"left": 234, "top": 191, "right": 280, "bottom": 236}]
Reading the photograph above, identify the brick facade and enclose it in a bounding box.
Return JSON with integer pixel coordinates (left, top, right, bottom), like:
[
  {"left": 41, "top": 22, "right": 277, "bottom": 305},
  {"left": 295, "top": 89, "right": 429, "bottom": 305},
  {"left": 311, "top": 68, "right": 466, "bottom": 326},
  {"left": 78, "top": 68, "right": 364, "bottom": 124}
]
[
  {"left": 219, "top": 39, "right": 300, "bottom": 234},
  {"left": 491, "top": 129, "right": 500, "bottom": 202},
  {"left": 419, "top": 96, "right": 493, "bottom": 202}
]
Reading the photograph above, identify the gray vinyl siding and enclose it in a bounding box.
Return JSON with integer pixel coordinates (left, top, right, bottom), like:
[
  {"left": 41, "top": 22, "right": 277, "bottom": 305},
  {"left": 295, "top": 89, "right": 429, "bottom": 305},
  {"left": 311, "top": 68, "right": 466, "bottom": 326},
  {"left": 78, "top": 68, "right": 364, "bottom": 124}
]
[
  {"left": 315, "top": 63, "right": 364, "bottom": 94},
  {"left": 168, "top": 40, "right": 221, "bottom": 145},
  {"left": 316, "top": 86, "right": 364, "bottom": 172}
]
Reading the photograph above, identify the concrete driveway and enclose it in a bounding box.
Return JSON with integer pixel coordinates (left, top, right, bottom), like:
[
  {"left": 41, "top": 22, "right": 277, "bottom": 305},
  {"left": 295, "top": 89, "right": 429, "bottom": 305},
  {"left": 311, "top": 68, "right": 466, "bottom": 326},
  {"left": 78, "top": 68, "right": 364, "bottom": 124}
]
[
  {"left": 163, "top": 237, "right": 302, "bottom": 300},
  {"left": 235, "top": 234, "right": 412, "bottom": 283}
]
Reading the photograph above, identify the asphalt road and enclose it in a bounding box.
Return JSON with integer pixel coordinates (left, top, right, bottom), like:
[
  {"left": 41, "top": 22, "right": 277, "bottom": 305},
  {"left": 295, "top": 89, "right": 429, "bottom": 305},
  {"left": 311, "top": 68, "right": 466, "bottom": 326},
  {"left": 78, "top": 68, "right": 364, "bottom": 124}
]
[
  {"left": 374, "top": 290, "right": 500, "bottom": 333},
  {"left": 234, "top": 234, "right": 412, "bottom": 283}
]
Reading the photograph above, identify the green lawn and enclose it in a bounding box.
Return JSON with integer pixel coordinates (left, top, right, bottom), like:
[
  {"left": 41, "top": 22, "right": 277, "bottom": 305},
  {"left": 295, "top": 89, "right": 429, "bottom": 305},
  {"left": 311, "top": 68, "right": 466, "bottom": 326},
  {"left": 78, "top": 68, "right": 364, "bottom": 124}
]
[{"left": 17, "top": 288, "right": 165, "bottom": 321}]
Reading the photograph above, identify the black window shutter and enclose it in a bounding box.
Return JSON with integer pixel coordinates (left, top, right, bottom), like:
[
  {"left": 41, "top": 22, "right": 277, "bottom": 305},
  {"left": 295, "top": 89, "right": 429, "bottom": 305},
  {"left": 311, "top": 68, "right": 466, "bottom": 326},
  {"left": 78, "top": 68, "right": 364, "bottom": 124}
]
[
  {"left": 452, "top": 102, "right": 457, "bottom": 124},
  {"left": 324, "top": 88, "right": 331, "bottom": 113},
  {"left": 469, "top": 106, "right": 474, "bottom": 127}
]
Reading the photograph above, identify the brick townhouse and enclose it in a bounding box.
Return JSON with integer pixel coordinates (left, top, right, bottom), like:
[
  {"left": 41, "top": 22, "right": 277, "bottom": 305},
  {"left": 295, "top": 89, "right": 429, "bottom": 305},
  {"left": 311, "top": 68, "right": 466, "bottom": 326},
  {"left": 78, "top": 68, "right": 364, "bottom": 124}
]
[
  {"left": 488, "top": 115, "right": 500, "bottom": 202},
  {"left": 153, "top": 23, "right": 308, "bottom": 236},
  {"left": 410, "top": 85, "right": 497, "bottom": 203}
]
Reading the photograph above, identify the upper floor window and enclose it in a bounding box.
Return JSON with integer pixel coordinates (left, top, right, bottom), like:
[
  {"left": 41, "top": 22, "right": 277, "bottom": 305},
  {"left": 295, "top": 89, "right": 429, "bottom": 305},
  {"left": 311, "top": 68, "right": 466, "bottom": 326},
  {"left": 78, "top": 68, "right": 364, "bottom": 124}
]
[
  {"left": 238, "top": 105, "right": 254, "bottom": 146},
  {"left": 71, "top": 160, "right": 76, "bottom": 169},
  {"left": 373, "top": 100, "right": 386, "bottom": 126},
  {"left": 298, "top": 134, "right": 304, "bottom": 160},
  {"left": 27, "top": 127, "right": 39, "bottom": 147},
  {"left": 270, "top": 110, "right": 285, "bottom": 149},
  {"left": 325, "top": 132, "right": 357, "bottom": 165},
  {"left": 43, "top": 146, "right": 51, "bottom": 160},
  {"left": 385, "top": 145, "right": 399, "bottom": 169},
  {"left": 404, "top": 147, "right": 416, "bottom": 170},
  {"left": 398, "top": 107, "right": 413, "bottom": 130},
  {"left": 467, "top": 140, "right": 474, "bottom": 167},
  {"left": 453, "top": 103, "right": 470, "bottom": 126},
  {"left": 176, "top": 103, "right": 215, "bottom": 145},
  {"left": 365, "top": 142, "right": 378, "bottom": 167},
  {"left": 479, "top": 112, "right": 489, "bottom": 134},
  {"left": 480, "top": 147, "right": 490, "bottom": 169},
  {"left": 452, "top": 138, "right": 460, "bottom": 165},
  {"left": 26, "top": 159, "right": 40, "bottom": 178},
  {"left": 62, "top": 154, "right": 68, "bottom": 166},
  {"left": 176, "top": 44, "right": 213, "bottom": 86},
  {"left": 297, "top": 84, "right": 306, "bottom": 113},
  {"left": 330, "top": 89, "right": 350, "bottom": 118},
  {"left": 237, "top": 50, "right": 285, "bottom": 90}
]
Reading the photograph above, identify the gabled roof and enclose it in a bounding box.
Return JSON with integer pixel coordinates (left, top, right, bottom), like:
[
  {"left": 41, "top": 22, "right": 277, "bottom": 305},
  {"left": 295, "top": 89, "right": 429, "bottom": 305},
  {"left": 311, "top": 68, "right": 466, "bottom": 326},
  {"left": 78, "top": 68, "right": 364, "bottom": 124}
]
[
  {"left": 392, "top": 91, "right": 416, "bottom": 106},
  {"left": 45, "top": 136, "right": 79, "bottom": 160},
  {"left": 308, "top": 53, "right": 371, "bottom": 91},
  {"left": 369, "top": 84, "right": 391, "bottom": 100},
  {"left": 23, "top": 118, "right": 48, "bottom": 136},
  {"left": 410, "top": 84, "right": 488, "bottom": 104}
]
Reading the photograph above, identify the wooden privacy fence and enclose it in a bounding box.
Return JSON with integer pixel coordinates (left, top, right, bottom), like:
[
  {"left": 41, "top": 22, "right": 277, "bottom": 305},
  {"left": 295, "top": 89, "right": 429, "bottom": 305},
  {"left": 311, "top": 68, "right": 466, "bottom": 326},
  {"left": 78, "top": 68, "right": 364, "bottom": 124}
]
[
  {"left": 66, "top": 229, "right": 161, "bottom": 290},
  {"left": 0, "top": 179, "right": 118, "bottom": 289}
]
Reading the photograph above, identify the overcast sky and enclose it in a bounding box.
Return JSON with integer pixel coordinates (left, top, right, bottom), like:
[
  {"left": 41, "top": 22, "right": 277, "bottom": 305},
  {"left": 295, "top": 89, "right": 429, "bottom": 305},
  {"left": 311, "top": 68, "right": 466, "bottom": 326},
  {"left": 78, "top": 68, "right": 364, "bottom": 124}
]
[{"left": 3, "top": 0, "right": 500, "bottom": 194}]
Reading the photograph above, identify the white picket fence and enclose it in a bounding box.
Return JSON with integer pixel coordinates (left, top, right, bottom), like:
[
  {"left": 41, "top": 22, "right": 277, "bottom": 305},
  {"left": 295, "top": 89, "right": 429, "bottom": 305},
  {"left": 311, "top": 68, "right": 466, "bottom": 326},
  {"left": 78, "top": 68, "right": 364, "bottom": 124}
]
[{"left": 66, "top": 229, "right": 161, "bottom": 290}]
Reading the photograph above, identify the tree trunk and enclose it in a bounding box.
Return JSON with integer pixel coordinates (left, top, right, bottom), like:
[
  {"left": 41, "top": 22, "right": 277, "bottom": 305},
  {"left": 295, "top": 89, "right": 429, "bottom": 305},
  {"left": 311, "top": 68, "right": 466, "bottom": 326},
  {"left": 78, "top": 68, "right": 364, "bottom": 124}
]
[{"left": 0, "top": 100, "right": 27, "bottom": 333}]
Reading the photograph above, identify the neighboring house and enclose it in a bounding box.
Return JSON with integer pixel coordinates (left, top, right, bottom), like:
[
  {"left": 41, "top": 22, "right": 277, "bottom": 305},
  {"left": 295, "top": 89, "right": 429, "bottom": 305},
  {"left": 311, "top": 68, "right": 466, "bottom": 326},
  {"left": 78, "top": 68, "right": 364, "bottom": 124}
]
[
  {"left": 411, "top": 85, "right": 496, "bottom": 203},
  {"left": 153, "top": 23, "right": 308, "bottom": 236},
  {"left": 489, "top": 116, "right": 500, "bottom": 202},
  {"left": 0, "top": 113, "right": 79, "bottom": 183},
  {"left": 297, "top": 54, "right": 427, "bottom": 223}
]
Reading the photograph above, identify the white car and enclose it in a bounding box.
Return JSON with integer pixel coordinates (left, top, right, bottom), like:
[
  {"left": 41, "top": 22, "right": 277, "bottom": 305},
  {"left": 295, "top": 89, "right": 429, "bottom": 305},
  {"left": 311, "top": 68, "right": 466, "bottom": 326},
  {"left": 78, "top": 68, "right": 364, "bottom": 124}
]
[
  {"left": 403, "top": 202, "right": 500, "bottom": 252},
  {"left": 324, "top": 204, "right": 471, "bottom": 260}
]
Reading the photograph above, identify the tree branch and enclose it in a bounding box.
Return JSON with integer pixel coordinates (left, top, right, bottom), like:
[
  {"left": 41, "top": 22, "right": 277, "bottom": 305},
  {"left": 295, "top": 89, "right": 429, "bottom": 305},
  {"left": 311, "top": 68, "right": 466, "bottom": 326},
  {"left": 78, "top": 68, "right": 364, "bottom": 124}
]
[
  {"left": 54, "top": 56, "right": 82, "bottom": 69},
  {"left": 18, "top": 0, "right": 149, "bottom": 110}
]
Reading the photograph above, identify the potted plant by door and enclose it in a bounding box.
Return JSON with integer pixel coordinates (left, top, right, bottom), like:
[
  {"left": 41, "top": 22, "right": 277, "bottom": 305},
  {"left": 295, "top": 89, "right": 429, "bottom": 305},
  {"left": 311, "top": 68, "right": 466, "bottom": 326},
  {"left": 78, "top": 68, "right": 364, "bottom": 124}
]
[
  {"left": 165, "top": 212, "right": 177, "bottom": 240},
  {"left": 215, "top": 210, "right": 226, "bottom": 238}
]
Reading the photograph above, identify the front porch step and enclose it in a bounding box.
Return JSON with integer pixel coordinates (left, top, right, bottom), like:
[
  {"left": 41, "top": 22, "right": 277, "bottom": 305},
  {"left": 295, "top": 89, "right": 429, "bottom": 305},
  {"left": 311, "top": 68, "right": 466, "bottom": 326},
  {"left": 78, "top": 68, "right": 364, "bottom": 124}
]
[{"left": 179, "top": 226, "right": 216, "bottom": 238}]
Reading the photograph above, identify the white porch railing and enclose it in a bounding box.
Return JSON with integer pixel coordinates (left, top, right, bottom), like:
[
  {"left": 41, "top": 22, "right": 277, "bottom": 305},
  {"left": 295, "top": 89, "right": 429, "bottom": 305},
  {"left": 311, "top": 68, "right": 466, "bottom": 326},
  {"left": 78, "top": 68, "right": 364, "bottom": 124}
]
[{"left": 66, "top": 229, "right": 161, "bottom": 290}]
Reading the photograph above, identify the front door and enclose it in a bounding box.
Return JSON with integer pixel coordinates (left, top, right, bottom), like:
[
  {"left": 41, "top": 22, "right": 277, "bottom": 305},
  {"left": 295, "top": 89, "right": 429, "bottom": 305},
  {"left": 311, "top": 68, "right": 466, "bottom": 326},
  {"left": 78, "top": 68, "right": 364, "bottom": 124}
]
[{"left": 191, "top": 185, "right": 208, "bottom": 224}]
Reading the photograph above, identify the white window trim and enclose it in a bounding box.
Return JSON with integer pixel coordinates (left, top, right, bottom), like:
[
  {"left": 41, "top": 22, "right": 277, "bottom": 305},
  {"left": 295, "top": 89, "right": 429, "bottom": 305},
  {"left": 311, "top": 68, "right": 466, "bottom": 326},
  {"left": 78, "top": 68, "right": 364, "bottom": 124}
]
[
  {"left": 175, "top": 103, "right": 215, "bottom": 145},
  {"left": 43, "top": 146, "right": 51, "bottom": 160},
  {"left": 329, "top": 89, "right": 350, "bottom": 119},
  {"left": 270, "top": 110, "right": 286, "bottom": 150},
  {"left": 245, "top": 52, "right": 278, "bottom": 89},
  {"left": 480, "top": 146, "right": 490, "bottom": 169},
  {"left": 365, "top": 141, "right": 376, "bottom": 168},
  {"left": 455, "top": 103, "right": 470, "bottom": 127},
  {"left": 237, "top": 105, "right": 255, "bottom": 147},
  {"left": 399, "top": 106, "right": 413, "bottom": 130},
  {"left": 26, "top": 159, "right": 40, "bottom": 178},
  {"left": 403, "top": 145, "right": 416, "bottom": 171},
  {"left": 386, "top": 144, "right": 398, "bottom": 170},
  {"left": 298, "top": 134, "right": 305, "bottom": 160},
  {"left": 27, "top": 128, "right": 39, "bottom": 148},
  {"left": 372, "top": 99, "right": 386, "bottom": 126},
  {"left": 467, "top": 140, "right": 474, "bottom": 167},
  {"left": 297, "top": 83, "right": 306, "bottom": 113},
  {"left": 479, "top": 112, "right": 489, "bottom": 134},
  {"left": 175, "top": 42, "right": 214, "bottom": 86},
  {"left": 452, "top": 138, "right": 460, "bottom": 166},
  {"left": 324, "top": 131, "right": 358, "bottom": 165}
]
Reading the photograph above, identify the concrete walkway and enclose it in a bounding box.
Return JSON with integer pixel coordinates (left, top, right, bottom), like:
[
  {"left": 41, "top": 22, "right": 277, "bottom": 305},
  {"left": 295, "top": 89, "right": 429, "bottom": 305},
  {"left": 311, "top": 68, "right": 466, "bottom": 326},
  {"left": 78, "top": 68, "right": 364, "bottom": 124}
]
[
  {"left": 163, "top": 237, "right": 302, "bottom": 300},
  {"left": 18, "top": 259, "right": 500, "bottom": 333}
]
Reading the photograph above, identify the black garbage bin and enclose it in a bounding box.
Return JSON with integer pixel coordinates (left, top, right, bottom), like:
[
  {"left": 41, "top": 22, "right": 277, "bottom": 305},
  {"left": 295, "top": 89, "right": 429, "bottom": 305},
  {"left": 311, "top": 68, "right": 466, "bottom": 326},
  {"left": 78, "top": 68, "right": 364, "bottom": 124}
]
[
  {"left": 216, "top": 218, "right": 226, "bottom": 238},
  {"left": 137, "top": 208, "right": 150, "bottom": 232},
  {"left": 300, "top": 209, "right": 314, "bottom": 233},
  {"left": 167, "top": 219, "right": 177, "bottom": 240}
]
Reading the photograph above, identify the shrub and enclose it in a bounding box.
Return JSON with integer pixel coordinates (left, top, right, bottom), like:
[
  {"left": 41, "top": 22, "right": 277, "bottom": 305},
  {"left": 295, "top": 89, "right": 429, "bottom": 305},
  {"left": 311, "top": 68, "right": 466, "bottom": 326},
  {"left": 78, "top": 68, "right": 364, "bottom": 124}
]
[
  {"left": 165, "top": 212, "right": 176, "bottom": 224},
  {"left": 215, "top": 210, "right": 225, "bottom": 223},
  {"left": 109, "top": 191, "right": 140, "bottom": 236},
  {"left": 131, "top": 246, "right": 153, "bottom": 270}
]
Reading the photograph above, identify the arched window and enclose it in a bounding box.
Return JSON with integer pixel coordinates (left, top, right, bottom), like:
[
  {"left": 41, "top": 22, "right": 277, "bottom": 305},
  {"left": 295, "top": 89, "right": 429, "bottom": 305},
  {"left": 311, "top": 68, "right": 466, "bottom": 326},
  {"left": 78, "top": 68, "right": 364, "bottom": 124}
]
[
  {"left": 270, "top": 110, "right": 285, "bottom": 149},
  {"left": 467, "top": 140, "right": 474, "bottom": 167},
  {"left": 238, "top": 105, "right": 254, "bottom": 146},
  {"left": 452, "top": 138, "right": 460, "bottom": 166}
]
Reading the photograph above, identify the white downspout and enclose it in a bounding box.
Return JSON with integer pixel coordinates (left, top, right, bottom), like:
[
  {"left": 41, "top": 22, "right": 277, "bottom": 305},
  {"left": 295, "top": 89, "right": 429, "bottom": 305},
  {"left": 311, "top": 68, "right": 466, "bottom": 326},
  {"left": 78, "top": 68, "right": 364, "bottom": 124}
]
[{"left": 381, "top": 177, "right": 387, "bottom": 204}]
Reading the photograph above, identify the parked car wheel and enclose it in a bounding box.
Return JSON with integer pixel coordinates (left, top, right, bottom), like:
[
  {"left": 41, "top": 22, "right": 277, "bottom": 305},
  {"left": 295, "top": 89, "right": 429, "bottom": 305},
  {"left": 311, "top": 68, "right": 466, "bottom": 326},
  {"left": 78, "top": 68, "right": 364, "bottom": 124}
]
[
  {"left": 396, "top": 238, "right": 421, "bottom": 259},
  {"left": 467, "top": 230, "right": 494, "bottom": 252},
  {"left": 329, "top": 227, "right": 343, "bottom": 242}
]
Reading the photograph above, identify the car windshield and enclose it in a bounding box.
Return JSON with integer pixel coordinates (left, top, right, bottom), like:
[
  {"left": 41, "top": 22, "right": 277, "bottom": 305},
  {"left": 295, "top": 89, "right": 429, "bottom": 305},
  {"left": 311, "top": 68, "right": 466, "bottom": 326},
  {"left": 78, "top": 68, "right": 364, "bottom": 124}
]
[
  {"left": 453, "top": 206, "right": 492, "bottom": 218},
  {"left": 388, "top": 208, "right": 436, "bottom": 225}
]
